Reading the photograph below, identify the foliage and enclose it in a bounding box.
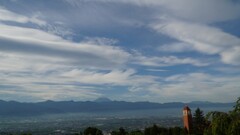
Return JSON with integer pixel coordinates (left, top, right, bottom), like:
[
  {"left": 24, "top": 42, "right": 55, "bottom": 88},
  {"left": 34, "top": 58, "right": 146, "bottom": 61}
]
[
  {"left": 227, "top": 118, "right": 240, "bottom": 135},
  {"left": 129, "top": 130, "right": 143, "bottom": 135},
  {"left": 193, "top": 108, "right": 206, "bottom": 135},
  {"left": 206, "top": 111, "right": 231, "bottom": 135},
  {"left": 233, "top": 97, "right": 240, "bottom": 113},
  {"left": 110, "top": 126, "right": 186, "bottom": 135},
  {"left": 169, "top": 127, "right": 187, "bottom": 135},
  {"left": 111, "top": 127, "right": 128, "bottom": 135},
  {"left": 144, "top": 124, "right": 167, "bottom": 135},
  {"left": 227, "top": 98, "right": 240, "bottom": 135},
  {"left": 83, "top": 127, "right": 103, "bottom": 135},
  {"left": 144, "top": 124, "right": 186, "bottom": 135},
  {"left": 204, "top": 97, "right": 240, "bottom": 135}
]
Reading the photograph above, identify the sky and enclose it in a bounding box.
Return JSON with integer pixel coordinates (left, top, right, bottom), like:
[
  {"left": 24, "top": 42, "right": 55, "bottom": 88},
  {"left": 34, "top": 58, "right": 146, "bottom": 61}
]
[{"left": 0, "top": 0, "right": 240, "bottom": 103}]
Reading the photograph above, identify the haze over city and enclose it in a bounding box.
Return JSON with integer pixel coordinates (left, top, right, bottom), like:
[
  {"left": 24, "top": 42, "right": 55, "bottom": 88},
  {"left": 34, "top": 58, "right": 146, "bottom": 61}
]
[{"left": 0, "top": 0, "right": 240, "bottom": 103}]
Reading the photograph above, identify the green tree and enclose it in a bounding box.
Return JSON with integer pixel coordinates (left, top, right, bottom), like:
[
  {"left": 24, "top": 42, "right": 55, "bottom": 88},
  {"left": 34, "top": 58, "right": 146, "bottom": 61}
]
[
  {"left": 83, "top": 127, "right": 103, "bottom": 135},
  {"left": 203, "top": 126, "right": 212, "bottom": 135},
  {"left": 111, "top": 127, "right": 128, "bottom": 135},
  {"left": 227, "top": 97, "right": 240, "bottom": 135},
  {"left": 208, "top": 112, "right": 231, "bottom": 135},
  {"left": 227, "top": 119, "right": 240, "bottom": 135},
  {"left": 204, "top": 97, "right": 240, "bottom": 135},
  {"left": 170, "top": 127, "right": 186, "bottom": 135},
  {"left": 193, "top": 108, "right": 206, "bottom": 135},
  {"left": 111, "top": 131, "right": 119, "bottom": 135},
  {"left": 21, "top": 133, "right": 32, "bottom": 135},
  {"left": 144, "top": 124, "right": 170, "bottom": 135},
  {"left": 233, "top": 97, "right": 240, "bottom": 113},
  {"left": 129, "top": 130, "right": 143, "bottom": 135}
]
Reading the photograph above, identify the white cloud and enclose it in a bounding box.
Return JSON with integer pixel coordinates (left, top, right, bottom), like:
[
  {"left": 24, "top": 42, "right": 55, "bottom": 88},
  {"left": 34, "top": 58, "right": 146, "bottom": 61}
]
[
  {"left": 132, "top": 53, "right": 208, "bottom": 67},
  {"left": 56, "top": 68, "right": 158, "bottom": 87},
  {"left": 154, "top": 0, "right": 240, "bottom": 23},
  {"left": 0, "top": 18, "right": 131, "bottom": 101},
  {"left": 0, "top": 6, "right": 46, "bottom": 25},
  {"left": 68, "top": 0, "right": 240, "bottom": 23},
  {"left": 0, "top": 54, "right": 159, "bottom": 101},
  {"left": 220, "top": 46, "right": 240, "bottom": 65},
  {"left": 146, "top": 69, "right": 168, "bottom": 72},
  {"left": 151, "top": 19, "right": 240, "bottom": 65},
  {"left": 0, "top": 25, "right": 157, "bottom": 101},
  {"left": 0, "top": 0, "right": 239, "bottom": 102},
  {"left": 0, "top": 81, "right": 102, "bottom": 102},
  {"left": 60, "top": 69, "right": 137, "bottom": 86},
  {"left": 148, "top": 73, "right": 240, "bottom": 102},
  {"left": 213, "top": 67, "right": 240, "bottom": 74},
  {"left": 0, "top": 23, "right": 64, "bottom": 42},
  {"left": 0, "top": 23, "right": 130, "bottom": 69},
  {"left": 0, "top": 19, "right": 212, "bottom": 101},
  {"left": 82, "top": 37, "right": 118, "bottom": 46},
  {"left": 0, "top": 6, "right": 73, "bottom": 39},
  {"left": 42, "top": 23, "right": 73, "bottom": 38}
]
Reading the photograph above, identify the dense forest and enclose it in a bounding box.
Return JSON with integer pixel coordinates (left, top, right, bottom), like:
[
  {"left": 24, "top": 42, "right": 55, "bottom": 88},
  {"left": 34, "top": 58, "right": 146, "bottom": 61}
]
[{"left": 4, "top": 97, "right": 240, "bottom": 135}]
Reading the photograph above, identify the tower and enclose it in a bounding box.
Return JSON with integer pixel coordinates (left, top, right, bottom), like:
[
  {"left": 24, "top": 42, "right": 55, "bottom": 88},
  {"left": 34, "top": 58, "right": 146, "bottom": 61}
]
[{"left": 183, "top": 105, "right": 192, "bottom": 133}]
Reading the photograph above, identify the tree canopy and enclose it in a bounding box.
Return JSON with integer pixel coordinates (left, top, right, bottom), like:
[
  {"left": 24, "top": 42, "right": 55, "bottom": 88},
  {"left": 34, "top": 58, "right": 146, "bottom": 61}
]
[
  {"left": 204, "top": 97, "right": 240, "bottom": 135},
  {"left": 83, "top": 127, "right": 103, "bottom": 135},
  {"left": 193, "top": 107, "right": 206, "bottom": 135}
]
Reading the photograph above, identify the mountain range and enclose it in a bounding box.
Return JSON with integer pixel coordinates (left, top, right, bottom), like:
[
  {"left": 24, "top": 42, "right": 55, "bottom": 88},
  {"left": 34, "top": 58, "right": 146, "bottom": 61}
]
[{"left": 0, "top": 98, "right": 234, "bottom": 116}]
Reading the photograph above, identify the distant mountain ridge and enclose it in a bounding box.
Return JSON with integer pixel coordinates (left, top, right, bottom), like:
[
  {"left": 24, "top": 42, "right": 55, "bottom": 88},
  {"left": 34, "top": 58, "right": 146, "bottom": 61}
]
[
  {"left": 94, "top": 97, "right": 112, "bottom": 102},
  {"left": 0, "top": 99, "right": 234, "bottom": 116}
]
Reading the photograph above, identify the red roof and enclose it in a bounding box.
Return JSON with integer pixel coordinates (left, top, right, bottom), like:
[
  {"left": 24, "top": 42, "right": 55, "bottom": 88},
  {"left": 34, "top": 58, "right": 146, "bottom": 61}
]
[{"left": 183, "top": 105, "right": 191, "bottom": 110}]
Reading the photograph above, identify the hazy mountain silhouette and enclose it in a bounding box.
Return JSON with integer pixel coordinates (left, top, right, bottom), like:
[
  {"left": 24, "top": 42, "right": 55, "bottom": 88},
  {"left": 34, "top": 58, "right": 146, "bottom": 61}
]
[
  {"left": 0, "top": 99, "right": 234, "bottom": 116},
  {"left": 94, "top": 97, "right": 112, "bottom": 102}
]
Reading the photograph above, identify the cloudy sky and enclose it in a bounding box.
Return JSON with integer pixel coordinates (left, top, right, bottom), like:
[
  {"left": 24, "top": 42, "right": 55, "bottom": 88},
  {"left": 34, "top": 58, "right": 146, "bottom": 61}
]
[{"left": 0, "top": 0, "right": 240, "bottom": 103}]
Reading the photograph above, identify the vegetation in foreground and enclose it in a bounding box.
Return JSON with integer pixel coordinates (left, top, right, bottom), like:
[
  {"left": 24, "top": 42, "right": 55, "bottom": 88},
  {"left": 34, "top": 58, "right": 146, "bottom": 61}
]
[{"left": 1, "top": 97, "right": 239, "bottom": 135}]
